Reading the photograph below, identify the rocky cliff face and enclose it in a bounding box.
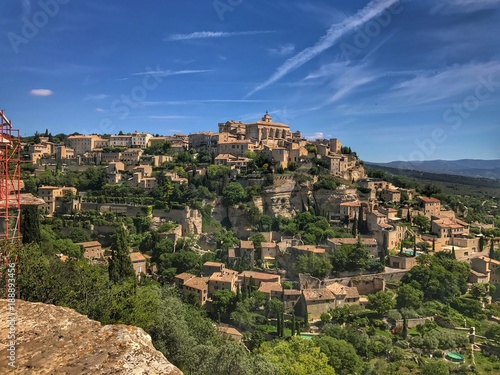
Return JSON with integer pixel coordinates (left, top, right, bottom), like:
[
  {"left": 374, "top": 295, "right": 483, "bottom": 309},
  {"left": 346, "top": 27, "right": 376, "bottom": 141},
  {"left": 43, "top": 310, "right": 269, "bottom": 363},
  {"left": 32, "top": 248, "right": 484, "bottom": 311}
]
[
  {"left": 0, "top": 299, "right": 182, "bottom": 375},
  {"left": 261, "top": 176, "right": 313, "bottom": 218},
  {"left": 312, "top": 185, "right": 359, "bottom": 217}
]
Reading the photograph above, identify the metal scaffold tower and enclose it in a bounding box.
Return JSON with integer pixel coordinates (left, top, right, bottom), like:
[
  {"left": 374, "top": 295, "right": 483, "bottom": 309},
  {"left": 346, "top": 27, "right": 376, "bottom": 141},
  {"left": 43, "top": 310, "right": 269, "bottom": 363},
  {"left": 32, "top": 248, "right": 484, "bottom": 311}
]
[{"left": 0, "top": 110, "right": 21, "bottom": 244}]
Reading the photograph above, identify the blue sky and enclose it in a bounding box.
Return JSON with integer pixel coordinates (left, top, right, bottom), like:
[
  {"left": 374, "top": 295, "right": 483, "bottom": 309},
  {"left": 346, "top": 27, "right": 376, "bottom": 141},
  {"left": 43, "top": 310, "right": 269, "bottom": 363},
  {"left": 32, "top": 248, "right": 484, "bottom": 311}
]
[{"left": 1, "top": 0, "right": 499, "bottom": 162}]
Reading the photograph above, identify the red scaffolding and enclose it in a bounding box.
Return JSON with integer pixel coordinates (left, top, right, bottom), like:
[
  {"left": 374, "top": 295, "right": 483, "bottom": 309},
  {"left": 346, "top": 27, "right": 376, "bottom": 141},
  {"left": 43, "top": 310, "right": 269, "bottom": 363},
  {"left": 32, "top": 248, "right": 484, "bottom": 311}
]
[{"left": 0, "top": 110, "right": 21, "bottom": 244}]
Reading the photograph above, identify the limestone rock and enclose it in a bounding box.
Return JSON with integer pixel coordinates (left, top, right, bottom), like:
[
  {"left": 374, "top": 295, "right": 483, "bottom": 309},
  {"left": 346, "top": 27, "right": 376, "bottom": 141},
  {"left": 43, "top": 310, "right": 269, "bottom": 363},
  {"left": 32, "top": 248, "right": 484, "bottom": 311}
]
[{"left": 0, "top": 299, "right": 182, "bottom": 375}]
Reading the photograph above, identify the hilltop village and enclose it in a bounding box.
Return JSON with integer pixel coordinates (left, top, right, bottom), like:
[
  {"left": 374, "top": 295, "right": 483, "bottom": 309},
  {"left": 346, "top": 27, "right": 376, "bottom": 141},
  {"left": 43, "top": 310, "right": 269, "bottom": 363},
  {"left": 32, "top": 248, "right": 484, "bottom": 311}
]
[{"left": 12, "top": 112, "right": 500, "bottom": 374}]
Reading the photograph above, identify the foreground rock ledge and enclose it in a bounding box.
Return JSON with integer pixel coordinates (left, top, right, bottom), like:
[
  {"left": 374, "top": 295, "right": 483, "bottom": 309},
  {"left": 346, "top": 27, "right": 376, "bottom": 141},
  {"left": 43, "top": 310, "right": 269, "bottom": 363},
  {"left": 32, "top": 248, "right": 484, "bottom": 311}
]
[{"left": 0, "top": 299, "right": 182, "bottom": 375}]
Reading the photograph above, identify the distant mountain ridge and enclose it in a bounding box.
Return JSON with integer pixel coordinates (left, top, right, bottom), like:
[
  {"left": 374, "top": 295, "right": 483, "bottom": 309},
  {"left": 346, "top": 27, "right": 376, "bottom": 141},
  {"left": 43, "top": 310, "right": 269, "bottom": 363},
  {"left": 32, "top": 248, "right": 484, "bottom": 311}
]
[{"left": 366, "top": 159, "right": 500, "bottom": 180}]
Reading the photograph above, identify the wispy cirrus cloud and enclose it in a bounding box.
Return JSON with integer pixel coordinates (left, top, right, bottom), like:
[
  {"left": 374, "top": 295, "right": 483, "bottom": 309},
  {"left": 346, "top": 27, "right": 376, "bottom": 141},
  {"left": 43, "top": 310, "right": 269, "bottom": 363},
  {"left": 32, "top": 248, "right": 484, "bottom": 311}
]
[
  {"left": 431, "top": 0, "right": 500, "bottom": 14},
  {"left": 30, "top": 89, "right": 53, "bottom": 96},
  {"left": 149, "top": 115, "right": 199, "bottom": 120},
  {"left": 142, "top": 99, "right": 270, "bottom": 106},
  {"left": 246, "top": 0, "right": 399, "bottom": 97},
  {"left": 131, "top": 69, "right": 213, "bottom": 76},
  {"left": 386, "top": 61, "right": 500, "bottom": 105},
  {"left": 268, "top": 44, "right": 295, "bottom": 56},
  {"left": 165, "top": 30, "right": 273, "bottom": 41}
]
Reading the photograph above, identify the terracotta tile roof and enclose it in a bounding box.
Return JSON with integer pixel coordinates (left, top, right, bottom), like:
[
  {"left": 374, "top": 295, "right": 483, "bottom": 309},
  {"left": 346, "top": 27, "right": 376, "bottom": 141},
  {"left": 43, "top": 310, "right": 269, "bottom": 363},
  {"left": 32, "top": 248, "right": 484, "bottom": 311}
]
[
  {"left": 240, "top": 240, "right": 254, "bottom": 249},
  {"left": 175, "top": 272, "right": 195, "bottom": 281},
  {"left": 419, "top": 196, "right": 440, "bottom": 203},
  {"left": 258, "top": 282, "right": 282, "bottom": 294},
  {"left": 78, "top": 241, "right": 101, "bottom": 248},
  {"left": 129, "top": 252, "right": 146, "bottom": 262},
  {"left": 203, "top": 261, "right": 225, "bottom": 268},
  {"left": 293, "top": 245, "right": 325, "bottom": 254},
  {"left": 470, "top": 270, "right": 488, "bottom": 277},
  {"left": 433, "top": 218, "right": 467, "bottom": 229},
  {"left": 239, "top": 271, "right": 280, "bottom": 281},
  {"left": 209, "top": 272, "right": 236, "bottom": 283},
  {"left": 302, "top": 288, "right": 336, "bottom": 302},
  {"left": 326, "top": 282, "right": 346, "bottom": 296},
  {"left": 184, "top": 277, "right": 209, "bottom": 291},
  {"left": 218, "top": 325, "right": 243, "bottom": 338},
  {"left": 345, "top": 286, "right": 360, "bottom": 299}
]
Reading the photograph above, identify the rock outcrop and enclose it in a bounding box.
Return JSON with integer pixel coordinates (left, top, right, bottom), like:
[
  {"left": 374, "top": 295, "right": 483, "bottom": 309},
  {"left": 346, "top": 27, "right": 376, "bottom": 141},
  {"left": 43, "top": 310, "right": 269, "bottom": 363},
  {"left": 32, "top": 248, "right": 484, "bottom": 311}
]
[
  {"left": 0, "top": 299, "right": 182, "bottom": 375},
  {"left": 261, "top": 176, "right": 312, "bottom": 218}
]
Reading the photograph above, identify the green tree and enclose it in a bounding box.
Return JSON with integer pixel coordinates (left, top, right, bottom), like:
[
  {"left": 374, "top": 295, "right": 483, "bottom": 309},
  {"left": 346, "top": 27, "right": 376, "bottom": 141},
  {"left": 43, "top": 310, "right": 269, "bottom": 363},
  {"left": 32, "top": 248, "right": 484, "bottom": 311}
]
[
  {"left": 222, "top": 182, "right": 247, "bottom": 206},
  {"left": 20, "top": 206, "right": 41, "bottom": 244},
  {"left": 348, "top": 237, "right": 370, "bottom": 271},
  {"left": 470, "top": 283, "right": 489, "bottom": 300},
  {"left": 401, "top": 252, "right": 470, "bottom": 301},
  {"left": 295, "top": 253, "right": 332, "bottom": 278},
  {"left": 67, "top": 227, "right": 91, "bottom": 243},
  {"left": 396, "top": 283, "right": 424, "bottom": 310},
  {"left": 212, "top": 290, "right": 236, "bottom": 322},
  {"left": 413, "top": 214, "right": 430, "bottom": 232},
  {"left": 258, "top": 337, "right": 336, "bottom": 375},
  {"left": 313, "top": 336, "right": 363, "bottom": 375},
  {"left": 420, "top": 360, "right": 449, "bottom": 375},
  {"left": 108, "top": 224, "right": 135, "bottom": 283},
  {"left": 367, "top": 291, "right": 395, "bottom": 316}
]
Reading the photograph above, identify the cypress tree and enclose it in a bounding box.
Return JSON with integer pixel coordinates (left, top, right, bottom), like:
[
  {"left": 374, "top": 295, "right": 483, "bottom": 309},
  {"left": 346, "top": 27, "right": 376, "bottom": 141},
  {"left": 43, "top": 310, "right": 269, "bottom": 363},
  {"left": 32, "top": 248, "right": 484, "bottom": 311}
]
[
  {"left": 479, "top": 236, "right": 484, "bottom": 252},
  {"left": 20, "top": 206, "right": 41, "bottom": 244},
  {"left": 451, "top": 246, "right": 456, "bottom": 259},
  {"left": 432, "top": 238, "right": 436, "bottom": 252},
  {"left": 402, "top": 317, "right": 408, "bottom": 340},
  {"left": 357, "top": 205, "right": 364, "bottom": 234},
  {"left": 381, "top": 233, "right": 388, "bottom": 265},
  {"left": 489, "top": 239, "right": 495, "bottom": 259},
  {"left": 108, "top": 224, "right": 135, "bottom": 284},
  {"left": 351, "top": 214, "right": 358, "bottom": 237},
  {"left": 413, "top": 236, "right": 417, "bottom": 257}
]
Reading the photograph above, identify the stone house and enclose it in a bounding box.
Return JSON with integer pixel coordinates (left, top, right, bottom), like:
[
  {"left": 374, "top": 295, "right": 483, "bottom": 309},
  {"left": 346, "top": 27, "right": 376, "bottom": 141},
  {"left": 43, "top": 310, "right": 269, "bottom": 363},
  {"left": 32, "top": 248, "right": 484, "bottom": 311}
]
[
  {"left": 79, "top": 241, "right": 105, "bottom": 264},
  {"left": 129, "top": 252, "right": 147, "bottom": 276},
  {"left": 419, "top": 196, "right": 441, "bottom": 218},
  {"left": 182, "top": 276, "right": 209, "bottom": 306}
]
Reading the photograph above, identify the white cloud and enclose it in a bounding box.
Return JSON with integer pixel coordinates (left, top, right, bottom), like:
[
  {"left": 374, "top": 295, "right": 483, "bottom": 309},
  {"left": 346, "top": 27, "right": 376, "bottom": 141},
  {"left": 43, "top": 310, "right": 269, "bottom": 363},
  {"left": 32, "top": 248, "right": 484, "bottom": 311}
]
[
  {"left": 431, "top": 0, "right": 500, "bottom": 14},
  {"left": 387, "top": 61, "right": 500, "bottom": 105},
  {"left": 246, "top": 0, "right": 399, "bottom": 97},
  {"left": 142, "top": 99, "right": 269, "bottom": 106},
  {"left": 304, "top": 132, "right": 324, "bottom": 140},
  {"left": 85, "top": 94, "right": 109, "bottom": 101},
  {"left": 166, "top": 30, "right": 273, "bottom": 41},
  {"left": 268, "top": 44, "right": 295, "bottom": 56},
  {"left": 132, "top": 69, "right": 212, "bottom": 76},
  {"left": 30, "top": 89, "right": 53, "bottom": 96},
  {"left": 149, "top": 115, "right": 199, "bottom": 120},
  {"left": 95, "top": 108, "right": 105, "bottom": 113}
]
